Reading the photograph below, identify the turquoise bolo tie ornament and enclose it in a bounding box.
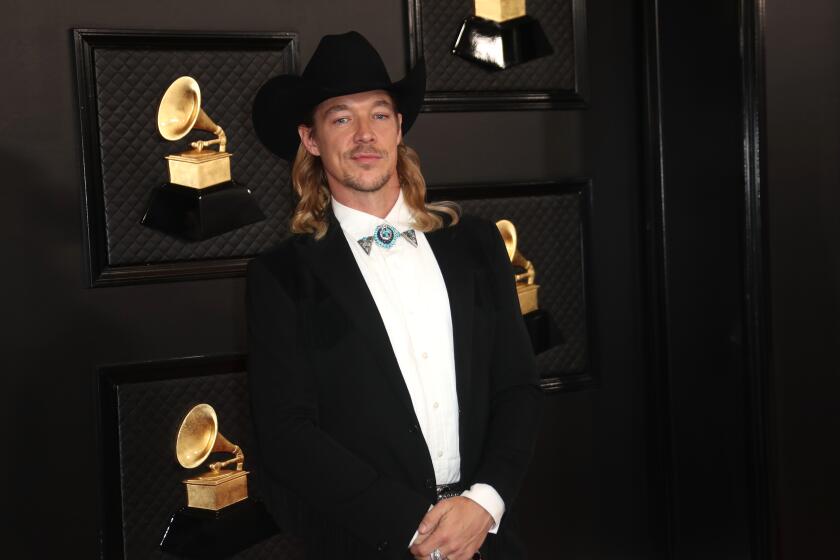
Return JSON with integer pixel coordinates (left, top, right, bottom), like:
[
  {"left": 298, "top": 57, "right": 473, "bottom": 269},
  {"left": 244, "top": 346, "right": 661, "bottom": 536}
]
[{"left": 358, "top": 224, "right": 418, "bottom": 255}]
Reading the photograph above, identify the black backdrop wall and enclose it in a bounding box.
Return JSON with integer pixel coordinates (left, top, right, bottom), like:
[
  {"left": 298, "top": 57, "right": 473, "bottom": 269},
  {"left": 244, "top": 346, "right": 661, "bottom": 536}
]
[
  {"left": 7, "top": 0, "right": 652, "bottom": 558},
  {"left": 765, "top": 0, "right": 840, "bottom": 556},
  {"left": 8, "top": 0, "right": 839, "bottom": 558}
]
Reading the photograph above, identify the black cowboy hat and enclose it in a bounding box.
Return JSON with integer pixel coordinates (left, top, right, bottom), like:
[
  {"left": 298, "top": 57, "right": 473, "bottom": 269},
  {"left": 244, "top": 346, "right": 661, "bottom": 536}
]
[{"left": 252, "top": 31, "right": 426, "bottom": 161}]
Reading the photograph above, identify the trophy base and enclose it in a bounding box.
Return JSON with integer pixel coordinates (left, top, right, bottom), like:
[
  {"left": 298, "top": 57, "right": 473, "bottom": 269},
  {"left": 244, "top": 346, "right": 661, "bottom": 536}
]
[
  {"left": 166, "top": 150, "right": 232, "bottom": 189},
  {"left": 159, "top": 498, "right": 279, "bottom": 559},
  {"left": 516, "top": 283, "right": 539, "bottom": 315},
  {"left": 475, "top": 0, "right": 526, "bottom": 23},
  {"left": 523, "top": 308, "right": 551, "bottom": 354},
  {"left": 183, "top": 469, "right": 249, "bottom": 511},
  {"left": 452, "top": 14, "right": 553, "bottom": 70},
  {"left": 141, "top": 181, "right": 265, "bottom": 241}
]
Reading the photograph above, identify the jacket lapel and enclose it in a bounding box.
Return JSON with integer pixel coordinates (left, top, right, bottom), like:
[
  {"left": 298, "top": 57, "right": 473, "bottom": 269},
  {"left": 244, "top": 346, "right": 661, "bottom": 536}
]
[
  {"left": 299, "top": 217, "right": 476, "bottom": 419},
  {"left": 425, "top": 224, "right": 474, "bottom": 414},
  {"left": 297, "top": 218, "right": 417, "bottom": 418}
]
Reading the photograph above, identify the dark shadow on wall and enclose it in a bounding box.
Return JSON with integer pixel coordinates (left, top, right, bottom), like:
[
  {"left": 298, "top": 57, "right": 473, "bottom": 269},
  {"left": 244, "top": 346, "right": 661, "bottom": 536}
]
[{"left": 10, "top": 147, "right": 134, "bottom": 557}]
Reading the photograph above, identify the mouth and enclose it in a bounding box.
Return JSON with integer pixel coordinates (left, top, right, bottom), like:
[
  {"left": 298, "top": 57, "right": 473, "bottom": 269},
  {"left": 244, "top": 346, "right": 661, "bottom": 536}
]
[{"left": 349, "top": 150, "right": 384, "bottom": 163}]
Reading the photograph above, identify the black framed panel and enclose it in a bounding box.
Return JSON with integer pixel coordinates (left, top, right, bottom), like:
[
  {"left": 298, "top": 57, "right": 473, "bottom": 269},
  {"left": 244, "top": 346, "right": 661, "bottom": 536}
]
[
  {"left": 406, "top": 0, "right": 589, "bottom": 111},
  {"left": 73, "top": 29, "right": 297, "bottom": 287},
  {"left": 97, "top": 354, "right": 305, "bottom": 559},
  {"left": 428, "top": 179, "right": 595, "bottom": 392}
]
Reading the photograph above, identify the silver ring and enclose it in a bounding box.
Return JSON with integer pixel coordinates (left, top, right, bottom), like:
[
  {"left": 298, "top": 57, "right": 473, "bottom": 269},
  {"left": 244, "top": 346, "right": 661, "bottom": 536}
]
[{"left": 430, "top": 549, "right": 443, "bottom": 560}]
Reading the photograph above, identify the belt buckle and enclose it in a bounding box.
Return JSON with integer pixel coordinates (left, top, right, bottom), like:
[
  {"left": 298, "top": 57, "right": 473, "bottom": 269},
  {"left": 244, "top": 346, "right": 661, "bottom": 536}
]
[{"left": 435, "top": 482, "right": 460, "bottom": 502}]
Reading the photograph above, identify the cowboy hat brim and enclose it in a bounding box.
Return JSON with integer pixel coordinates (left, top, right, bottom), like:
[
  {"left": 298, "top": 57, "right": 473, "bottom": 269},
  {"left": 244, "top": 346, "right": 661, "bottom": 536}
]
[{"left": 252, "top": 58, "right": 426, "bottom": 161}]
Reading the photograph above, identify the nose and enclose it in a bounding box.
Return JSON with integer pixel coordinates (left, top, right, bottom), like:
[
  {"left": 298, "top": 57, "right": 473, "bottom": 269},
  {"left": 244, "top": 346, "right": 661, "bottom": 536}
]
[{"left": 354, "top": 118, "right": 375, "bottom": 143}]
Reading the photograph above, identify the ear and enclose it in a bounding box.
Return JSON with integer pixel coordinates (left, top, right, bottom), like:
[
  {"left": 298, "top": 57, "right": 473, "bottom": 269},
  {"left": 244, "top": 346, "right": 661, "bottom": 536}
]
[
  {"left": 298, "top": 125, "right": 320, "bottom": 157},
  {"left": 396, "top": 113, "right": 403, "bottom": 144}
]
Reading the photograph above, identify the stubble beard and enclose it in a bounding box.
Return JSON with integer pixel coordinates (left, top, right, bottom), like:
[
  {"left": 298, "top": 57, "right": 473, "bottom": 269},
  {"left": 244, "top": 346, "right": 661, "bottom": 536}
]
[{"left": 341, "top": 169, "right": 393, "bottom": 193}]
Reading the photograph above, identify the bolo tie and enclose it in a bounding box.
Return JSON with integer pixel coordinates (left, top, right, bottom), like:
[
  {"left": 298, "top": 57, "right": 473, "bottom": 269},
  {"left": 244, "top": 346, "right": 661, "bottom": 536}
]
[{"left": 357, "top": 223, "right": 417, "bottom": 255}]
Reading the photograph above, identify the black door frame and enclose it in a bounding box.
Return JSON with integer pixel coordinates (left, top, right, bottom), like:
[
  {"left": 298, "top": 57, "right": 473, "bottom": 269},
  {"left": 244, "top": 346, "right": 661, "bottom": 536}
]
[{"left": 640, "top": 0, "right": 775, "bottom": 558}]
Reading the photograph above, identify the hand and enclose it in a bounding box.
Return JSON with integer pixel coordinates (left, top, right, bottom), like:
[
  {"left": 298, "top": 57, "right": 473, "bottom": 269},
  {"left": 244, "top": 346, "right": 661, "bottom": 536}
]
[{"left": 409, "top": 496, "right": 494, "bottom": 560}]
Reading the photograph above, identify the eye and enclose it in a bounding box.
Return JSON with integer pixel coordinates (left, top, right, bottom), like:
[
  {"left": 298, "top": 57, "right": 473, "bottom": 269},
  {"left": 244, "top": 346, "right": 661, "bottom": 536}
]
[
  {"left": 374, "top": 113, "right": 391, "bottom": 120},
  {"left": 333, "top": 116, "right": 350, "bottom": 125}
]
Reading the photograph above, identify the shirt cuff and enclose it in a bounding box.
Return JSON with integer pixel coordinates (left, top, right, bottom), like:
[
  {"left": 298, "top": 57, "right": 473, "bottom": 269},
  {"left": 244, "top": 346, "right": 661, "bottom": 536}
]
[{"left": 461, "top": 483, "right": 506, "bottom": 534}]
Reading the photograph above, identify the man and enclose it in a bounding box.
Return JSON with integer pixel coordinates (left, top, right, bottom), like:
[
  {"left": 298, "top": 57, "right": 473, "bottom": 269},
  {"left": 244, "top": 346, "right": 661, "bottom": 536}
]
[{"left": 248, "top": 31, "right": 542, "bottom": 559}]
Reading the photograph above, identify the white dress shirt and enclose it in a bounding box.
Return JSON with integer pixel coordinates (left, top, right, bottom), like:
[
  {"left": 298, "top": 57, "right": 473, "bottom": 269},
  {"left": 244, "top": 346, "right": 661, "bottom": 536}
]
[{"left": 331, "top": 192, "right": 505, "bottom": 543}]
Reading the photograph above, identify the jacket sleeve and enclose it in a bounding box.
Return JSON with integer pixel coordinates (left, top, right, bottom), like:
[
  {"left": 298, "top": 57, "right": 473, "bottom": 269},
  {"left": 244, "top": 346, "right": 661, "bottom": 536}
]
[
  {"left": 471, "top": 219, "right": 544, "bottom": 508},
  {"left": 246, "top": 255, "right": 431, "bottom": 554}
]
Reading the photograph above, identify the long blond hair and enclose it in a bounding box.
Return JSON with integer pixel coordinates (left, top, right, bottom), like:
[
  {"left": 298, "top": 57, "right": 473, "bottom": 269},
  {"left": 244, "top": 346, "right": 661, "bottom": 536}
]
[{"left": 289, "top": 142, "right": 460, "bottom": 239}]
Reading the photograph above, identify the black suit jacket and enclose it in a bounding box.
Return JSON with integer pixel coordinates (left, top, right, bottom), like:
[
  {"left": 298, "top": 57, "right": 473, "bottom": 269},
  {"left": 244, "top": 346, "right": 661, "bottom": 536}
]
[{"left": 246, "top": 213, "right": 542, "bottom": 559}]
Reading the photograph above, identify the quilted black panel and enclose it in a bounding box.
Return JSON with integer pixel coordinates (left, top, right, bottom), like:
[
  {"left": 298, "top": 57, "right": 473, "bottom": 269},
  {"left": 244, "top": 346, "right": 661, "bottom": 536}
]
[
  {"left": 93, "top": 46, "right": 294, "bottom": 265},
  {"left": 417, "top": 0, "right": 576, "bottom": 93},
  {"left": 115, "top": 370, "right": 304, "bottom": 559},
  {"left": 457, "top": 192, "right": 587, "bottom": 375}
]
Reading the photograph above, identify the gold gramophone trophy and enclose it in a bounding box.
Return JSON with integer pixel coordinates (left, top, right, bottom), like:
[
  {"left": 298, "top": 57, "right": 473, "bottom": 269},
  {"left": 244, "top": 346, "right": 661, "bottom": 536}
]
[
  {"left": 496, "top": 219, "right": 539, "bottom": 315},
  {"left": 175, "top": 403, "right": 249, "bottom": 511},
  {"left": 452, "top": 0, "right": 553, "bottom": 70},
  {"left": 496, "top": 219, "right": 551, "bottom": 353},
  {"left": 141, "top": 76, "right": 264, "bottom": 240}
]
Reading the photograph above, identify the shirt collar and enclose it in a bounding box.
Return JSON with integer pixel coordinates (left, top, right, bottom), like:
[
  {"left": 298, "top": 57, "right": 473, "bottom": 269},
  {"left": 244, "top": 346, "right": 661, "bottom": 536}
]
[{"left": 331, "top": 189, "right": 414, "bottom": 240}]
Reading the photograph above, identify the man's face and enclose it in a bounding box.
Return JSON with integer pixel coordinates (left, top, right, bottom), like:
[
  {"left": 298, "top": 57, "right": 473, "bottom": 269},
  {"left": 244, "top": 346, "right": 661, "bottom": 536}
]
[{"left": 298, "top": 90, "right": 403, "bottom": 196}]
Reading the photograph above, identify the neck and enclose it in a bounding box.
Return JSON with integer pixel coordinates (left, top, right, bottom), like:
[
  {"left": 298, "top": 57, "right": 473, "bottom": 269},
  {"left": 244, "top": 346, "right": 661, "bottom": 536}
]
[{"left": 329, "top": 176, "right": 401, "bottom": 218}]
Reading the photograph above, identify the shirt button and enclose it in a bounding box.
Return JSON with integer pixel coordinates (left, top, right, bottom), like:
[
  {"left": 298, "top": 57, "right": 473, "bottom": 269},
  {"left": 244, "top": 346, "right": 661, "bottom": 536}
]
[
  {"left": 377, "top": 540, "right": 389, "bottom": 552},
  {"left": 421, "top": 352, "right": 428, "bottom": 359},
  {"left": 433, "top": 401, "right": 439, "bottom": 409},
  {"left": 437, "top": 450, "right": 444, "bottom": 458},
  {"left": 425, "top": 477, "right": 435, "bottom": 489}
]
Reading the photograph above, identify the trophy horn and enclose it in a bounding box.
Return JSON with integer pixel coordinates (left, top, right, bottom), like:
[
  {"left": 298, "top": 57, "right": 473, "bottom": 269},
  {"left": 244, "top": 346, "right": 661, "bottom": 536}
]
[
  {"left": 496, "top": 219, "right": 518, "bottom": 262},
  {"left": 157, "top": 76, "right": 227, "bottom": 152},
  {"left": 175, "top": 403, "right": 244, "bottom": 473},
  {"left": 496, "top": 219, "right": 535, "bottom": 285}
]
